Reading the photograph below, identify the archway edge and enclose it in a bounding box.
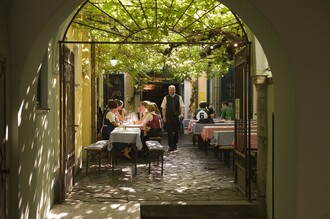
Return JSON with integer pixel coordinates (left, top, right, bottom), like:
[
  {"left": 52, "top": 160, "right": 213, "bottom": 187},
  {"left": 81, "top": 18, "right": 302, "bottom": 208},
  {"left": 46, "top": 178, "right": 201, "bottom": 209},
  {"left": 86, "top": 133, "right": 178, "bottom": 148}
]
[
  {"left": 8, "top": 0, "right": 85, "bottom": 218},
  {"left": 220, "top": 1, "right": 296, "bottom": 219}
]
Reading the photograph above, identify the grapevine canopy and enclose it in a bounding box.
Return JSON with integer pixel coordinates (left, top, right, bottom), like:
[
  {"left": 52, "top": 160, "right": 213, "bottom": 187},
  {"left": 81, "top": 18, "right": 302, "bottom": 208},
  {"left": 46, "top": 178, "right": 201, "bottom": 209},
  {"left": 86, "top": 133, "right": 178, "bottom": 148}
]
[{"left": 64, "top": 0, "right": 248, "bottom": 82}]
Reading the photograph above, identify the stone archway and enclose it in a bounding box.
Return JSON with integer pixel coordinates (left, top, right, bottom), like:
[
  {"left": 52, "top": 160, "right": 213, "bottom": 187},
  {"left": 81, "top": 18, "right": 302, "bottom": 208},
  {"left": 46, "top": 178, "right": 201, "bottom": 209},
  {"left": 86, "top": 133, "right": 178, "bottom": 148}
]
[{"left": 8, "top": 0, "right": 301, "bottom": 218}]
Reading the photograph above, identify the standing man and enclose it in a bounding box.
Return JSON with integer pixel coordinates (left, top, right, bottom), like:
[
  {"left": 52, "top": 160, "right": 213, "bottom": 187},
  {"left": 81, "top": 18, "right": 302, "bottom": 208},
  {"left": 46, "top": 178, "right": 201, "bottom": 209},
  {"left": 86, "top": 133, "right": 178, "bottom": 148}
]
[{"left": 161, "top": 85, "right": 184, "bottom": 151}]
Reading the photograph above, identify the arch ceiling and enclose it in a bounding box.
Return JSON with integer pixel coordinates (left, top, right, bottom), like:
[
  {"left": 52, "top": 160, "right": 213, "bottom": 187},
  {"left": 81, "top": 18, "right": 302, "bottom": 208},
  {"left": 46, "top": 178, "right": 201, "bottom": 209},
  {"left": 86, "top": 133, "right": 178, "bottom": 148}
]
[{"left": 63, "top": 0, "right": 248, "bottom": 81}]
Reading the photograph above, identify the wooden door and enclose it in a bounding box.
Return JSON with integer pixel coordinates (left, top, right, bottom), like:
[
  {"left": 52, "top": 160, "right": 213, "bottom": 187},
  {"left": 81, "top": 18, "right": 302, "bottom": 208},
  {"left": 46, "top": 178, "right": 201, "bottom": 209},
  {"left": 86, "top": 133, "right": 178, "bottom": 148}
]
[
  {"left": 0, "top": 56, "right": 7, "bottom": 219},
  {"left": 60, "top": 45, "right": 76, "bottom": 200},
  {"left": 233, "top": 45, "right": 255, "bottom": 200}
]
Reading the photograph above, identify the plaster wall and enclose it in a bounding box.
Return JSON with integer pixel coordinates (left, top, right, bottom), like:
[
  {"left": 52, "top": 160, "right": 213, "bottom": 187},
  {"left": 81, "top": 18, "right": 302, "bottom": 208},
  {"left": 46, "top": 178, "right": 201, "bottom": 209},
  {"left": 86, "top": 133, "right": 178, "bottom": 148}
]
[
  {"left": 6, "top": 0, "right": 84, "bottom": 218},
  {"left": 81, "top": 44, "right": 93, "bottom": 149},
  {"left": 0, "top": 1, "right": 8, "bottom": 56},
  {"left": 267, "top": 83, "right": 274, "bottom": 218}
]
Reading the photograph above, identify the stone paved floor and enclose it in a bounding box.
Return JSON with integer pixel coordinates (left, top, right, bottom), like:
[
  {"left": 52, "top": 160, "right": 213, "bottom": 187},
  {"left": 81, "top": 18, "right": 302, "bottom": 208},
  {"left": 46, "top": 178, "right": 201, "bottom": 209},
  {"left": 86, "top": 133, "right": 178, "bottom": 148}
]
[{"left": 47, "top": 133, "right": 249, "bottom": 219}]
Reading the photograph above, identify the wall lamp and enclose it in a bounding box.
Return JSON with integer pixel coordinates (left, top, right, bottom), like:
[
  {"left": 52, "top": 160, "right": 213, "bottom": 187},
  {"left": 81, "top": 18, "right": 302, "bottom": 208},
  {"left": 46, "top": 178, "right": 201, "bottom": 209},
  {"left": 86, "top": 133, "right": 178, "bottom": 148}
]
[{"left": 110, "top": 57, "right": 118, "bottom": 66}]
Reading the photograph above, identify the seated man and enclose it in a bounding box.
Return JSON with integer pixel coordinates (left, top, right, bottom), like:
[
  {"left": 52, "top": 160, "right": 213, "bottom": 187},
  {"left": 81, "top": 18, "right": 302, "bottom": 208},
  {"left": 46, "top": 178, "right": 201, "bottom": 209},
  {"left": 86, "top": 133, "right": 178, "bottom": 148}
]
[
  {"left": 194, "top": 101, "right": 210, "bottom": 120},
  {"left": 221, "top": 100, "right": 235, "bottom": 121}
]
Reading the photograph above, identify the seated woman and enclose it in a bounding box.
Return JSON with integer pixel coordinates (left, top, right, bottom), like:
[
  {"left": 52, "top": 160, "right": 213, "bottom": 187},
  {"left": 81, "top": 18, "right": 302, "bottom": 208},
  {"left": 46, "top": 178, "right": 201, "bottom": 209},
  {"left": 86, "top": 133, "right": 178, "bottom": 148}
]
[
  {"left": 101, "top": 99, "right": 131, "bottom": 159},
  {"left": 149, "top": 102, "right": 164, "bottom": 129},
  {"left": 138, "top": 100, "right": 150, "bottom": 123},
  {"left": 141, "top": 104, "right": 162, "bottom": 149},
  {"left": 115, "top": 99, "right": 127, "bottom": 124}
]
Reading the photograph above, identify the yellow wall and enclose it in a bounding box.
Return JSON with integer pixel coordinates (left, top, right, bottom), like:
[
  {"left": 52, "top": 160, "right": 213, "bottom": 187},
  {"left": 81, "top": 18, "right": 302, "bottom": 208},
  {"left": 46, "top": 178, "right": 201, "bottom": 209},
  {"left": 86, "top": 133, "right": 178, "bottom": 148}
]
[
  {"left": 81, "top": 43, "right": 92, "bottom": 149},
  {"left": 198, "top": 74, "right": 207, "bottom": 104}
]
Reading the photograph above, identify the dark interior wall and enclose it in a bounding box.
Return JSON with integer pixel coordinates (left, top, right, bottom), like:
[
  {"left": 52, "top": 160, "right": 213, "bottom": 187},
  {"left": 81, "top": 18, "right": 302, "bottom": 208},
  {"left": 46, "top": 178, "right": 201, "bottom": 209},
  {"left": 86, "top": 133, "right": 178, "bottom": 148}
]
[{"left": 142, "top": 82, "right": 181, "bottom": 109}]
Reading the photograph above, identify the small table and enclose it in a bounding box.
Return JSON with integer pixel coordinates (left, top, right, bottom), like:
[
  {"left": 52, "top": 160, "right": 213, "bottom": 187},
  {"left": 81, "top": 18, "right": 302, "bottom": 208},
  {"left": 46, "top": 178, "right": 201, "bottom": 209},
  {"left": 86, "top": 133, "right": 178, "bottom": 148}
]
[{"left": 109, "top": 127, "right": 143, "bottom": 175}]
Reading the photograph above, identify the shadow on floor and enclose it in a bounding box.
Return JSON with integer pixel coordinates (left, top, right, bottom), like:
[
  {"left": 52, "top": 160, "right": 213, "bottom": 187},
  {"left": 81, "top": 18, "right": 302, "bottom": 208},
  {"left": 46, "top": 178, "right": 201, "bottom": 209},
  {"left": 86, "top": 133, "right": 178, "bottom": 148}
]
[{"left": 47, "top": 133, "right": 265, "bottom": 219}]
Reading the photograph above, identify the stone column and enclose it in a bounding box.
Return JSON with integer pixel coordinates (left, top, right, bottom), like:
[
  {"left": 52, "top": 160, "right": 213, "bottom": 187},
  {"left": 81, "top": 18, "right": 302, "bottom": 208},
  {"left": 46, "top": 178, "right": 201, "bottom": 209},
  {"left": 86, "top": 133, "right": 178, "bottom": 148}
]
[{"left": 252, "top": 75, "right": 269, "bottom": 198}]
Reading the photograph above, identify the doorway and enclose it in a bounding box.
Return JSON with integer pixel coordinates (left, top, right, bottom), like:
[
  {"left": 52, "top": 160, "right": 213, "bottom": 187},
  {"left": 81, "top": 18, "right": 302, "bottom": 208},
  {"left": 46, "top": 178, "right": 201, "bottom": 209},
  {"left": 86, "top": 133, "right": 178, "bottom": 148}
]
[
  {"left": 142, "top": 82, "right": 181, "bottom": 110},
  {"left": 59, "top": 45, "right": 76, "bottom": 201}
]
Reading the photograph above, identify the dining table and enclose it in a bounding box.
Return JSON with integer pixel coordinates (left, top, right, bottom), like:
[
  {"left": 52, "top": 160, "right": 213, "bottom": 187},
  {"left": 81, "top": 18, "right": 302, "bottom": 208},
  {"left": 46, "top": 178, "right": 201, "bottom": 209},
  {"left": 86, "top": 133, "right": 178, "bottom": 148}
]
[
  {"left": 109, "top": 127, "right": 143, "bottom": 175},
  {"left": 191, "top": 122, "right": 234, "bottom": 135},
  {"left": 191, "top": 122, "right": 234, "bottom": 146},
  {"left": 184, "top": 119, "right": 198, "bottom": 132},
  {"left": 201, "top": 125, "right": 235, "bottom": 141},
  {"left": 199, "top": 125, "right": 234, "bottom": 151},
  {"left": 123, "top": 123, "right": 144, "bottom": 129},
  {"left": 213, "top": 130, "right": 235, "bottom": 147},
  {"left": 212, "top": 130, "right": 235, "bottom": 167},
  {"left": 182, "top": 119, "right": 192, "bottom": 129},
  {"left": 214, "top": 131, "right": 258, "bottom": 150}
]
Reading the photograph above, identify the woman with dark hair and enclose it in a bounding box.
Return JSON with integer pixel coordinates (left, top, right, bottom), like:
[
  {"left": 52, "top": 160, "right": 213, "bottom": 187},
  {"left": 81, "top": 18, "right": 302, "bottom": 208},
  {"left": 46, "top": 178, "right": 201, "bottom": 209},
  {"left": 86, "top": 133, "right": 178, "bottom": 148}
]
[
  {"left": 101, "top": 99, "right": 131, "bottom": 159},
  {"left": 115, "top": 99, "right": 127, "bottom": 123}
]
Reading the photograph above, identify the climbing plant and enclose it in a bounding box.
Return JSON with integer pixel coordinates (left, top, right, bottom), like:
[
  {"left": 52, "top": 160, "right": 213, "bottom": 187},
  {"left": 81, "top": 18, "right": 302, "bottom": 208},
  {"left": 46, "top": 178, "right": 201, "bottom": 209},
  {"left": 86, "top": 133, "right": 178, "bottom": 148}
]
[{"left": 68, "top": 0, "right": 247, "bottom": 88}]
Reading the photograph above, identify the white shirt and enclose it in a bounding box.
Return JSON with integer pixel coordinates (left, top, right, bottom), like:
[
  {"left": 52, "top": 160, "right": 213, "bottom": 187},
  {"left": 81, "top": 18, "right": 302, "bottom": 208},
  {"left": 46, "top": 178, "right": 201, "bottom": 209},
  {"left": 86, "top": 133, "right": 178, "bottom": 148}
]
[
  {"left": 161, "top": 94, "right": 184, "bottom": 109},
  {"left": 195, "top": 110, "right": 209, "bottom": 120},
  {"left": 106, "top": 110, "right": 116, "bottom": 123},
  {"left": 142, "top": 111, "right": 160, "bottom": 126}
]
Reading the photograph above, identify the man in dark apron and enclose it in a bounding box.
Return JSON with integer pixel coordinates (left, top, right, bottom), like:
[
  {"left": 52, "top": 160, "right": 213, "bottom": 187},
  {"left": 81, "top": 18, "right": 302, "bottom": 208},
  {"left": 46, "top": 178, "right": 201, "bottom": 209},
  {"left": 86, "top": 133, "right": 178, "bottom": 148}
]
[{"left": 161, "top": 85, "right": 184, "bottom": 151}]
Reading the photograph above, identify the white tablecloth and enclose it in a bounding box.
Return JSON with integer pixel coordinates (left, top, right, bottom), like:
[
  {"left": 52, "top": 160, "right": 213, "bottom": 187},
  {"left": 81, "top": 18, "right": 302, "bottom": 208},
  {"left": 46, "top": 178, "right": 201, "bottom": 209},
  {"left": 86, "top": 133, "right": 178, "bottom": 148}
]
[
  {"left": 109, "top": 127, "right": 143, "bottom": 150},
  {"left": 192, "top": 122, "right": 234, "bottom": 134},
  {"left": 212, "top": 130, "right": 235, "bottom": 146},
  {"left": 182, "top": 119, "right": 193, "bottom": 128}
]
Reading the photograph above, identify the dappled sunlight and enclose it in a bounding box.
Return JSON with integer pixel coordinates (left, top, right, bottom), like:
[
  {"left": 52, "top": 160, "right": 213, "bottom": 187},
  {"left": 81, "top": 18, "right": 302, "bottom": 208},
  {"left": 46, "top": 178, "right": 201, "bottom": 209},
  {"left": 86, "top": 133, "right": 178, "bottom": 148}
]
[
  {"left": 18, "top": 100, "right": 24, "bottom": 127},
  {"left": 47, "top": 202, "right": 140, "bottom": 218},
  {"left": 175, "top": 186, "right": 189, "bottom": 193},
  {"left": 28, "top": 172, "right": 33, "bottom": 186},
  {"left": 119, "top": 187, "right": 136, "bottom": 193},
  {"left": 26, "top": 85, "right": 31, "bottom": 95},
  {"left": 47, "top": 212, "right": 69, "bottom": 219},
  {"left": 48, "top": 137, "right": 241, "bottom": 217},
  {"left": 52, "top": 78, "right": 57, "bottom": 89}
]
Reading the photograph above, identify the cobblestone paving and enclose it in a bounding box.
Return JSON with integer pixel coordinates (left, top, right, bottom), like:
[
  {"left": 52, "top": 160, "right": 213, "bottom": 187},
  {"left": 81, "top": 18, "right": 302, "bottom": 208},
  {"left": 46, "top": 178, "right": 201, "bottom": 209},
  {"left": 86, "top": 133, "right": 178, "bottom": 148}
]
[{"left": 47, "top": 134, "right": 247, "bottom": 219}]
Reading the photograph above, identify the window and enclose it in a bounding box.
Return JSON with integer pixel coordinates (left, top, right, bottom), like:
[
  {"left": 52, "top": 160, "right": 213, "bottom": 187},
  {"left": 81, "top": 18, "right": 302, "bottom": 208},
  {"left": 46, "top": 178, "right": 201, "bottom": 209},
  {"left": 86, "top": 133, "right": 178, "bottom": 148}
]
[{"left": 36, "top": 51, "right": 49, "bottom": 112}]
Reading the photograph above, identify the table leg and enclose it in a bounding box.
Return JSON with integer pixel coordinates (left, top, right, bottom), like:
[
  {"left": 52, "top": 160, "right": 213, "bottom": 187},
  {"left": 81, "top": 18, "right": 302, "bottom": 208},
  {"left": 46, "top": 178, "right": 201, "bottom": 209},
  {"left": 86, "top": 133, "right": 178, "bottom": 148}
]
[
  {"left": 134, "top": 144, "right": 137, "bottom": 175},
  {"left": 86, "top": 151, "right": 89, "bottom": 173},
  {"left": 161, "top": 152, "right": 164, "bottom": 175},
  {"left": 98, "top": 151, "right": 101, "bottom": 173},
  {"left": 112, "top": 145, "right": 116, "bottom": 173}
]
